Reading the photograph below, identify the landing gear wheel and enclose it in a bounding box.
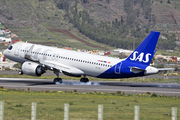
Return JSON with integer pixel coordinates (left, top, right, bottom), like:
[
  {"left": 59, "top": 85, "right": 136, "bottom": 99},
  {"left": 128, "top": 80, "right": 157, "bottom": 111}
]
[
  {"left": 53, "top": 78, "right": 62, "bottom": 83},
  {"left": 18, "top": 70, "right": 23, "bottom": 75},
  {"left": 80, "top": 78, "right": 89, "bottom": 82}
]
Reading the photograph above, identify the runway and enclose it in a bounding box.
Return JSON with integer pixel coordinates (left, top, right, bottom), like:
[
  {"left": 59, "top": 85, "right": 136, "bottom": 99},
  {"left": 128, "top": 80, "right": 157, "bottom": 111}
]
[{"left": 0, "top": 78, "right": 180, "bottom": 96}]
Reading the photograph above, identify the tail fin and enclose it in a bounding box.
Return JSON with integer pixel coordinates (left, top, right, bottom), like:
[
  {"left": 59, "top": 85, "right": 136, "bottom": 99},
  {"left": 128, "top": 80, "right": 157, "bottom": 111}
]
[{"left": 126, "top": 31, "right": 160, "bottom": 66}]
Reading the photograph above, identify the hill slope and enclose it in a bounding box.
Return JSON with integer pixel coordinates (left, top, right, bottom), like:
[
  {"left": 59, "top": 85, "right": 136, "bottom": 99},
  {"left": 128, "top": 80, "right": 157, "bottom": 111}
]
[{"left": 0, "top": 0, "right": 179, "bottom": 50}]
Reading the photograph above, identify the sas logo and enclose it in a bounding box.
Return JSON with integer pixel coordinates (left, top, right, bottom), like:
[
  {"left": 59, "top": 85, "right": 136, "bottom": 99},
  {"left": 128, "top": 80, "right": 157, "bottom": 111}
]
[{"left": 130, "top": 51, "right": 151, "bottom": 63}]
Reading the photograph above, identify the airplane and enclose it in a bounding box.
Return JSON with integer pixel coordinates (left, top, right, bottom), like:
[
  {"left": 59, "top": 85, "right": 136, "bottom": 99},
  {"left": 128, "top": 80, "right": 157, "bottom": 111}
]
[
  {"left": 3, "top": 31, "right": 173, "bottom": 83},
  {"left": 0, "top": 37, "right": 11, "bottom": 43}
]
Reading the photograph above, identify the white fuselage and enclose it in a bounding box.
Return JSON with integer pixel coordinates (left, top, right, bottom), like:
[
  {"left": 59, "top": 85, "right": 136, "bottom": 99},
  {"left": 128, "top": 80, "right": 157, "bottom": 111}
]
[{"left": 4, "top": 43, "right": 122, "bottom": 77}]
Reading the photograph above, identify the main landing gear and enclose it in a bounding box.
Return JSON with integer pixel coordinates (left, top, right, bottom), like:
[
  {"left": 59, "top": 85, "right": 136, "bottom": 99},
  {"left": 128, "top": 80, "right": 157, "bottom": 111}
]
[
  {"left": 53, "top": 71, "right": 62, "bottom": 83},
  {"left": 80, "top": 75, "right": 89, "bottom": 82}
]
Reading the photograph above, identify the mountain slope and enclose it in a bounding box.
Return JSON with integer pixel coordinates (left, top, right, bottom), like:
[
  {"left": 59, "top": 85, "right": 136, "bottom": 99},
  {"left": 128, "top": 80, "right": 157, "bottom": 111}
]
[{"left": 0, "top": 0, "right": 179, "bottom": 50}]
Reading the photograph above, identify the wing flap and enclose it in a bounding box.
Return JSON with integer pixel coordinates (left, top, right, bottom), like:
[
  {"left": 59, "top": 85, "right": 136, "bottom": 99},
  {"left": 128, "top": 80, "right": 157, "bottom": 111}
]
[{"left": 40, "top": 60, "right": 84, "bottom": 75}]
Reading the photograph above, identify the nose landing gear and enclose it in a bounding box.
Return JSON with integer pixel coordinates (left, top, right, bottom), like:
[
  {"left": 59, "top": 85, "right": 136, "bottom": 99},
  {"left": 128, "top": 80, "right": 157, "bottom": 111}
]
[{"left": 18, "top": 68, "right": 23, "bottom": 75}]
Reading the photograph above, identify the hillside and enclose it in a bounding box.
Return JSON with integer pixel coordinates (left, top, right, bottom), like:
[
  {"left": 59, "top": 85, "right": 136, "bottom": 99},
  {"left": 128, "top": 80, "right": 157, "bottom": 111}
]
[{"left": 0, "top": 0, "right": 180, "bottom": 50}]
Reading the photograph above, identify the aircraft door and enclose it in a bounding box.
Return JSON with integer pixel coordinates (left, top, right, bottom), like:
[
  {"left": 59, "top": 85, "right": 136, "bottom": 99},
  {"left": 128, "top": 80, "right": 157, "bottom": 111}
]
[
  {"left": 115, "top": 62, "right": 122, "bottom": 74},
  {"left": 52, "top": 53, "right": 56, "bottom": 60},
  {"left": 14, "top": 44, "right": 22, "bottom": 56},
  {"left": 55, "top": 54, "right": 59, "bottom": 61}
]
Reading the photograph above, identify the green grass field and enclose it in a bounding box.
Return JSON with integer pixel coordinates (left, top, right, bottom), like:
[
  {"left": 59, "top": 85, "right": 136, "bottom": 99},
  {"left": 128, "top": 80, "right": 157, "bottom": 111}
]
[{"left": 0, "top": 89, "right": 179, "bottom": 120}]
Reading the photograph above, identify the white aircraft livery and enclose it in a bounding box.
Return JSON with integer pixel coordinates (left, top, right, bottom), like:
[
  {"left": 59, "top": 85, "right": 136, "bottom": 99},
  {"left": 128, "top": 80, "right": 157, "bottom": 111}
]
[{"left": 3, "top": 31, "right": 172, "bottom": 83}]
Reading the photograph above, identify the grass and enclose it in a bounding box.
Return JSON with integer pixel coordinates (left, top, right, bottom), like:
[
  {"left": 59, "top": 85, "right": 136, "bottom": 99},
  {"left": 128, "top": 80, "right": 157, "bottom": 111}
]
[{"left": 0, "top": 89, "right": 179, "bottom": 120}]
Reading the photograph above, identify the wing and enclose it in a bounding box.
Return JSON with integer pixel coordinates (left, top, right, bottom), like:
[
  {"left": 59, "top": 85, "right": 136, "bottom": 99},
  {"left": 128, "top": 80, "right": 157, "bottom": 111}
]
[{"left": 39, "top": 60, "right": 84, "bottom": 76}]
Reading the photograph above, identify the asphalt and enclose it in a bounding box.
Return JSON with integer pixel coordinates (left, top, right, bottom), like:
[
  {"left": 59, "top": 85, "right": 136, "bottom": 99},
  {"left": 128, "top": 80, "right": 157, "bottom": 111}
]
[
  {"left": 0, "top": 78, "right": 180, "bottom": 96},
  {"left": 1, "top": 70, "right": 180, "bottom": 79}
]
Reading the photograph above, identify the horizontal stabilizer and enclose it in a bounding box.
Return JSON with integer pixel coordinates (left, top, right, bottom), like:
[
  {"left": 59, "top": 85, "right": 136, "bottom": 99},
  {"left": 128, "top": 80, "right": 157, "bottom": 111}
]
[{"left": 158, "top": 68, "right": 174, "bottom": 71}]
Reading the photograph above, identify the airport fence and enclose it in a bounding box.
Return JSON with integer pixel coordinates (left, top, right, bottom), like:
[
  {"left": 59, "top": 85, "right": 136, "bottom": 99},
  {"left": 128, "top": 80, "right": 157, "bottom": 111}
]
[{"left": 0, "top": 101, "right": 178, "bottom": 120}]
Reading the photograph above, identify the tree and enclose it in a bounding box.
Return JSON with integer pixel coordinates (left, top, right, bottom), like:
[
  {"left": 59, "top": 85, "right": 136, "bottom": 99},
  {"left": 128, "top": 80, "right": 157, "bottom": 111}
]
[
  {"left": 82, "top": 0, "right": 89, "bottom": 4},
  {"left": 174, "top": 66, "right": 179, "bottom": 71},
  {"left": 167, "top": 0, "right": 171, "bottom": 4},
  {"left": 106, "top": 0, "right": 110, "bottom": 3}
]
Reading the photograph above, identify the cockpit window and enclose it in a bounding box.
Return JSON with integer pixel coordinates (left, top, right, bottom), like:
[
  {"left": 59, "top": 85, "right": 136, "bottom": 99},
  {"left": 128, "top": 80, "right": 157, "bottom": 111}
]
[{"left": 8, "top": 46, "right": 13, "bottom": 50}]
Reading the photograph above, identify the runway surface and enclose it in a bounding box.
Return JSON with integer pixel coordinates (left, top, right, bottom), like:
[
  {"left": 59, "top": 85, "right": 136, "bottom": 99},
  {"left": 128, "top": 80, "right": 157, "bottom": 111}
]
[
  {"left": 0, "top": 78, "right": 180, "bottom": 96},
  {"left": 1, "top": 70, "right": 180, "bottom": 79}
]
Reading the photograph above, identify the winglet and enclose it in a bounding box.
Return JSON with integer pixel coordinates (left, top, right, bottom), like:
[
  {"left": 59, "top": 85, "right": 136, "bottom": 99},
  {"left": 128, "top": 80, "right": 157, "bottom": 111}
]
[{"left": 126, "top": 31, "right": 160, "bottom": 66}]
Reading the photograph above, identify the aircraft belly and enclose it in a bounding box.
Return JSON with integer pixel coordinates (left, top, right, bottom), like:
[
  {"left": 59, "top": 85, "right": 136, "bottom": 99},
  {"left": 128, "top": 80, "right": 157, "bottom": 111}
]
[{"left": 79, "top": 65, "right": 108, "bottom": 77}]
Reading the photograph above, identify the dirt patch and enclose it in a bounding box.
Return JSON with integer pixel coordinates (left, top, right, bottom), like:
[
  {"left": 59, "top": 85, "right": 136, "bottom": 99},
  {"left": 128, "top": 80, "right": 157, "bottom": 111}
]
[{"left": 47, "top": 26, "right": 109, "bottom": 50}]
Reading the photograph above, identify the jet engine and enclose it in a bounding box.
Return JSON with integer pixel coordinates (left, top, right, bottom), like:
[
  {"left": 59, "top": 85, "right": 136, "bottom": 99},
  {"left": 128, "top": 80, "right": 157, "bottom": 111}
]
[{"left": 21, "top": 61, "right": 45, "bottom": 76}]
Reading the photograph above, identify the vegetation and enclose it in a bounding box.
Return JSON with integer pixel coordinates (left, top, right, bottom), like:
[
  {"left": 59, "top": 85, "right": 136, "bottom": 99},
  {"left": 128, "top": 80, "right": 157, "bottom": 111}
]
[
  {"left": 52, "top": 0, "right": 177, "bottom": 50},
  {"left": 0, "top": 89, "right": 179, "bottom": 120},
  {"left": 0, "top": 0, "right": 178, "bottom": 50}
]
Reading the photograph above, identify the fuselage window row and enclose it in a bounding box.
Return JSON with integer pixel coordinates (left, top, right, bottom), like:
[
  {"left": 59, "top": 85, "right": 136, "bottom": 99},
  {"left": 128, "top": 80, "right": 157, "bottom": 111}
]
[{"left": 21, "top": 50, "right": 112, "bottom": 67}]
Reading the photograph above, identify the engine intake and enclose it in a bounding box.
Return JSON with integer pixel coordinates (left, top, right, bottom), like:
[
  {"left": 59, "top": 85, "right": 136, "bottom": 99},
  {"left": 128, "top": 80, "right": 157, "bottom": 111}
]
[{"left": 21, "top": 61, "right": 45, "bottom": 76}]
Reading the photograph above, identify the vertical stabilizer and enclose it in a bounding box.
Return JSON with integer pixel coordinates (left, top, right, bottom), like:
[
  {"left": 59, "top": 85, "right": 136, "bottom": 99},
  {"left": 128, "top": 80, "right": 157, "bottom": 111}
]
[{"left": 126, "top": 31, "right": 160, "bottom": 66}]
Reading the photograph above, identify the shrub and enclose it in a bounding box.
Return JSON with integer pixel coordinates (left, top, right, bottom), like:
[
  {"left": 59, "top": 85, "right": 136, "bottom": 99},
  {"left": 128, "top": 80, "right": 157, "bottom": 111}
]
[
  {"left": 54, "top": 108, "right": 63, "bottom": 111},
  {"left": 146, "top": 92, "right": 151, "bottom": 95},
  {"left": 116, "top": 91, "right": 121, "bottom": 94},
  {"left": 91, "top": 100, "right": 95, "bottom": 103},
  {"left": 151, "top": 93, "right": 158, "bottom": 97},
  {"left": 111, "top": 102, "right": 116, "bottom": 104},
  {"left": 38, "top": 102, "right": 44, "bottom": 104},
  {"left": 69, "top": 101, "right": 74, "bottom": 105},
  {"left": 27, "top": 88, "right": 30, "bottom": 91},
  {"left": 126, "top": 104, "right": 130, "bottom": 106},
  {"left": 15, "top": 104, "right": 23, "bottom": 107},
  {"left": 0, "top": 86, "right": 4, "bottom": 89},
  {"left": 44, "top": 90, "right": 50, "bottom": 93},
  {"left": 133, "top": 99, "right": 138, "bottom": 102}
]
